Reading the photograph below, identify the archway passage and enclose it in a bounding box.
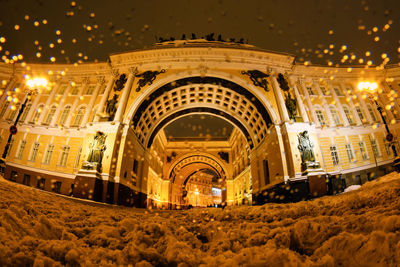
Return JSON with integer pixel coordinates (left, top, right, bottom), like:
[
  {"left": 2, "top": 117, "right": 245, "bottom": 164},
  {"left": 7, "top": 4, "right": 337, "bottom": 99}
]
[{"left": 131, "top": 76, "right": 273, "bottom": 149}]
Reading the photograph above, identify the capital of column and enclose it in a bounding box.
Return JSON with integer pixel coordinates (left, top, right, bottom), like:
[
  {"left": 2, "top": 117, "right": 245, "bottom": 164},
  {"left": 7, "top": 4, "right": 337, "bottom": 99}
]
[{"left": 97, "top": 75, "right": 106, "bottom": 85}]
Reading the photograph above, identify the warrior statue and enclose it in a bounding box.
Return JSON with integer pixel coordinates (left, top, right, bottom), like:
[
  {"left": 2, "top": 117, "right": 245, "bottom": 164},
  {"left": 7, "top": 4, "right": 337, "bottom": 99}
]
[
  {"left": 298, "top": 131, "right": 316, "bottom": 166},
  {"left": 85, "top": 131, "right": 107, "bottom": 172},
  {"left": 105, "top": 94, "right": 118, "bottom": 120}
]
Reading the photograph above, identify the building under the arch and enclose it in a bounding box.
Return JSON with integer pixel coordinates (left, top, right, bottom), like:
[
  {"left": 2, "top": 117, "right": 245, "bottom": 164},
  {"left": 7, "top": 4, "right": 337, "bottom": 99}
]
[{"left": 0, "top": 39, "right": 399, "bottom": 208}]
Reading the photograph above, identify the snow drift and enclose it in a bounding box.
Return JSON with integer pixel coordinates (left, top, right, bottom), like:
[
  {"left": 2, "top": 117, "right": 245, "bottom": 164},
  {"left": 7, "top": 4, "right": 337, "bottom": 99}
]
[{"left": 0, "top": 172, "right": 400, "bottom": 266}]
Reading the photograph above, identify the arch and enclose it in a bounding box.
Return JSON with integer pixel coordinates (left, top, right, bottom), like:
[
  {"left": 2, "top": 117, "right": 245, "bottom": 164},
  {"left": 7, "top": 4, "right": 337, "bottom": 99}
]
[
  {"left": 167, "top": 152, "right": 230, "bottom": 183},
  {"left": 129, "top": 76, "right": 275, "bottom": 148},
  {"left": 71, "top": 105, "right": 86, "bottom": 127},
  {"left": 44, "top": 104, "right": 57, "bottom": 124},
  {"left": 124, "top": 69, "right": 279, "bottom": 125}
]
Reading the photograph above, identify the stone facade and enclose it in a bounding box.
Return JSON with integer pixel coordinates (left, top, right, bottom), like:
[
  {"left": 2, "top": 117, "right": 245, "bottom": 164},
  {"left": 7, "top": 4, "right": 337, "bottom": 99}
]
[{"left": 0, "top": 40, "right": 399, "bottom": 208}]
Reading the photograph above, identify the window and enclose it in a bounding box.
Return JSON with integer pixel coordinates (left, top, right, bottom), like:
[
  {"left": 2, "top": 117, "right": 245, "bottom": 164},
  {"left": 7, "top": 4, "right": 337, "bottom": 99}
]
[
  {"left": 29, "top": 142, "right": 40, "bottom": 162},
  {"left": 315, "top": 108, "right": 326, "bottom": 125},
  {"left": 16, "top": 140, "right": 26, "bottom": 160},
  {"left": 306, "top": 87, "right": 315, "bottom": 95},
  {"left": 371, "top": 139, "right": 381, "bottom": 158},
  {"left": 58, "top": 85, "right": 67, "bottom": 95},
  {"left": 334, "top": 87, "right": 343, "bottom": 96},
  {"left": 367, "top": 105, "right": 377, "bottom": 122},
  {"left": 52, "top": 181, "right": 62, "bottom": 193},
  {"left": 329, "top": 106, "right": 341, "bottom": 125},
  {"left": 23, "top": 174, "right": 30, "bottom": 186},
  {"left": 10, "top": 170, "right": 18, "bottom": 182},
  {"left": 37, "top": 177, "right": 45, "bottom": 190},
  {"left": 72, "top": 107, "right": 85, "bottom": 127},
  {"left": 59, "top": 145, "right": 70, "bottom": 167},
  {"left": 356, "top": 106, "right": 365, "bottom": 122},
  {"left": 359, "top": 141, "right": 369, "bottom": 160},
  {"left": 384, "top": 138, "right": 392, "bottom": 156},
  {"left": 32, "top": 104, "right": 44, "bottom": 123},
  {"left": 44, "top": 105, "right": 57, "bottom": 124},
  {"left": 59, "top": 106, "right": 71, "bottom": 125},
  {"left": 99, "top": 84, "right": 106, "bottom": 95},
  {"left": 345, "top": 143, "right": 354, "bottom": 162},
  {"left": 330, "top": 145, "right": 340, "bottom": 166},
  {"left": 43, "top": 144, "right": 54, "bottom": 164},
  {"left": 7, "top": 103, "right": 20, "bottom": 121},
  {"left": 6, "top": 137, "right": 14, "bottom": 157},
  {"left": 343, "top": 105, "right": 354, "bottom": 124},
  {"left": 20, "top": 103, "right": 31, "bottom": 122},
  {"left": 133, "top": 159, "right": 139, "bottom": 175},
  {"left": 320, "top": 87, "right": 328, "bottom": 95},
  {"left": 85, "top": 85, "right": 95, "bottom": 95},
  {"left": 73, "top": 146, "right": 82, "bottom": 169},
  {"left": 71, "top": 85, "right": 79, "bottom": 95},
  {"left": 0, "top": 101, "right": 10, "bottom": 117}
]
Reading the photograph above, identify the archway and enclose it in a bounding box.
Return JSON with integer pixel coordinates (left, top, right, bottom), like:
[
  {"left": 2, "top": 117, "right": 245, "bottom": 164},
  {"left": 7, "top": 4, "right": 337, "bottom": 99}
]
[{"left": 127, "top": 75, "right": 278, "bottom": 208}]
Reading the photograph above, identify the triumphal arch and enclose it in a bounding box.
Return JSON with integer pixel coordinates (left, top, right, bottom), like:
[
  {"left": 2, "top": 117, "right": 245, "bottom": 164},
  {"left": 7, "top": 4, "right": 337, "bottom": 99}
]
[{"left": 1, "top": 39, "right": 399, "bottom": 208}]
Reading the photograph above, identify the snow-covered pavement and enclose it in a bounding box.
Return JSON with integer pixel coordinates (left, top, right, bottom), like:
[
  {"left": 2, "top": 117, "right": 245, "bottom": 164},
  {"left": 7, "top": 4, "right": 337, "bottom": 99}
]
[{"left": 1, "top": 173, "right": 400, "bottom": 266}]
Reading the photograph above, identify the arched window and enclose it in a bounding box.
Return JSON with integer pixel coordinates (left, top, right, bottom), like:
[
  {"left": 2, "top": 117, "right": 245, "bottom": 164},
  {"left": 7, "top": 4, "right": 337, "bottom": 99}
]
[
  {"left": 0, "top": 101, "right": 10, "bottom": 118},
  {"left": 355, "top": 106, "right": 365, "bottom": 122},
  {"left": 31, "top": 104, "right": 44, "bottom": 123},
  {"left": 7, "top": 103, "right": 20, "bottom": 121},
  {"left": 367, "top": 104, "right": 377, "bottom": 122},
  {"left": 72, "top": 106, "right": 85, "bottom": 127},
  {"left": 314, "top": 106, "right": 326, "bottom": 126},
  {"left": 44, "top": 105, "right": 57, "bottom": 124},
  {"left": 342, "top": 105, "right": 354, "bottom": 125},
  {"left": 20, "top": 103, "right": 32, "bottom": 122},
  {"left": 329, "top": 105, "right": 341, "bottom": 125},
  {"left": 59, "top": 106, "right": 71, "bottom": 125}
]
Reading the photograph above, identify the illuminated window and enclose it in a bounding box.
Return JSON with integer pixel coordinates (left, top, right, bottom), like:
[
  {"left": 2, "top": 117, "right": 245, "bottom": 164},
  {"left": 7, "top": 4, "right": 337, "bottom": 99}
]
[
  {"left": 73, "top": 146, "right": 82, "bottom": 169},
  {"left": 59, "top": 145, "right": 70, "bottom": 167},
  {"left": 59, "top": 106, "right": 71, "bottom": 125},
  {"left": 16, "top": 140, "right": 26, "bottom": 160},
  {"left": 72, "top": 107, "right": 85, "bottom": 127},
  {"left": 71, "top": 85, "right": 79, "bottom": 95},
  {"left": 359, "top": 141, "right": 369, "bottom": 160},
  {"left": 7, "top": 103, "right": 20, "bottom": 121},
  {"left": 370, "top": 139, "right": 381, "bottom": 158},
  {"left": 58, "top": 85, "right": 67, "bottom": 95},
  {"left": 345, "top": 143, "right": 354, "bottom": 162},
  {"left": 367, "top": 104, "right": 377, "bottom": 122},
  {"left": 306, "top": 87, "right": 315, "bottom": 95},
  {"left": 356, "top": 106, "right": 365, "bottom": 122},
  {"left": 343, "top": 105, "right": 354, "bottom": 124},
  {"left": 334, "top": 87, "right": 343, "bottom": 96},
  {"left": 85, "top": 85, "right": 95, "bottom": 95},
  {"left": 315, "top": 108, "right": 326, "bottom": 125},
  {"left": 330, "top": 145, "right": 340, "bottom": 165},
  {"left": 320, "top": 86, "right": 328, "bottom": 95},
  {"left": 31, "top": 104, "right": 44, "bottom": 123},
  {"left": 29, "top": 142, "right": 40, "bottom": 162},
  {"left": 44, "top": 105, "right": 57, "bottom": 124},
  {"left": 329, "top": 105, "right": 341, "bottom": 125},
  {"left": 20, "top": 103, "right": 31, "bottom": 122},
  {"left": 0, "top": 101, "right": 10, "bottom": 117},
  {"left": 6, "top": 137, "right": 14, "bottom": 157},
  {"left": 43, "top": 144, "right": 54, "bottom": 164}
]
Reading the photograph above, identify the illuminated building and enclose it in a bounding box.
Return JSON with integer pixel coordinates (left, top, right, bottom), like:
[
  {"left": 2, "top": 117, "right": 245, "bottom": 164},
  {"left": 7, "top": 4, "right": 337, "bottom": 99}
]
[{"left": 0, "top": 40, "right": 399, "bottom": 208}]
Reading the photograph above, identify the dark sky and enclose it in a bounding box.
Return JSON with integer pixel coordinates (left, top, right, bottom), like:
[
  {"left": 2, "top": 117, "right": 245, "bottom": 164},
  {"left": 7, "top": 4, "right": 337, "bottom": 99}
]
[{"left": 0, "top": 0, "right": 399, "bottom": 66}]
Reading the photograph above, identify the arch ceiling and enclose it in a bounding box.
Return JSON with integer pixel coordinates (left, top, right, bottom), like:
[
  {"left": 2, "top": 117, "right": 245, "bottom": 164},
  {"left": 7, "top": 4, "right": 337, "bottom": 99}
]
[{"left": 131, "top": 76, "right": 273, "bottom": 148}]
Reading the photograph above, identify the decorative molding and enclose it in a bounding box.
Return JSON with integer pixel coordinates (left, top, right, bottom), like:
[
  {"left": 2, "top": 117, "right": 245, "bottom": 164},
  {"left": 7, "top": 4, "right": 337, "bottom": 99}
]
[
  {"left": 241, "top": 70, "right": 270, "bottom": 91},
  {"left": 135, "top": 69, "right": 166, "bottom": 92}
]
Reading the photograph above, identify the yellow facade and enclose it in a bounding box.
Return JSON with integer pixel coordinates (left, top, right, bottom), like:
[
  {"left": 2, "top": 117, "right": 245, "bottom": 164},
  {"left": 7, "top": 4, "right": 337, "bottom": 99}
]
[{"left": 0, "top": 40, "right": 399, "bottom": 208}]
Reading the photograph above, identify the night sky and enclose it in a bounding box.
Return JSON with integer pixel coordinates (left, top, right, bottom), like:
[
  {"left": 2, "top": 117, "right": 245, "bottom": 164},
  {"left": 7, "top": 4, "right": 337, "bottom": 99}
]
[{"left": 0, "top": 0, "right": 399, "bottom": 67}]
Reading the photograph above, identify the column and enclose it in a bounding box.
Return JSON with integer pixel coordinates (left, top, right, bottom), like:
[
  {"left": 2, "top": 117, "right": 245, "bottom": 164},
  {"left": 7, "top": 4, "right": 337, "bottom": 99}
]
[
  {"left": 94, "top": 75, "right": 115, "bottom": 122},
  {"left": 271, "top": 74, "right": 290, "bottom": 123},
  {"left": 340, "top": 83, "right": 362, "bottom": 126},
  {"left": 114, "top": 67, "right": 137, "bottom": 123},
  {"left": 328, "top": 84, "right": 349, "bottom": 127},
  {"left": 65, "top": 78, "right": 89, "bottom": 127},
  {"left": 37, "top": 80, "right": 62, "bottom": 124},
  {"left": 314, "top": 82, "right": 335, "bottom": 127},
  {"left": 298, "top": 78, "right": 319, "bottom": 126},
  {"left": 81, "top": 76, "right": 105, "bottom": 125},
  {"left": 289, "top": 77, "right": 309, "bottom": 123}
]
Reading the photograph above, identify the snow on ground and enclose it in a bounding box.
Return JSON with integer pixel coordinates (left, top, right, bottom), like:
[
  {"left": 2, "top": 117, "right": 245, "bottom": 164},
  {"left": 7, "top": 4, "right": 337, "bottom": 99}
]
[{"left": 1, "top": 173, "right": 400, "bottom": 267}]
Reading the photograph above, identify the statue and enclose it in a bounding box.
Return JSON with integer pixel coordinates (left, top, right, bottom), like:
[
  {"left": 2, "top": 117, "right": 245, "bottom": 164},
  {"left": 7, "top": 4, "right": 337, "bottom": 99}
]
[
  {"left": 285, "top": 91, "right": 298, "bottom": 120},
  {"left": 135, "top": 70, "right": 166, "bottom": 92},
  {"left": 84, "top": 131, "right": 107, "bottom": 172},
  {"left": 241, "top": 70, "right": 270, "bottom": 91},
  {"left": 297, "top": 131, "right": 320, "bottom": 173},
  {"left": 105, "top": 94, "right": 118, "bottom": 120},
  {"left": 114, "top": 74, "right": 127, "bottom": 91}
]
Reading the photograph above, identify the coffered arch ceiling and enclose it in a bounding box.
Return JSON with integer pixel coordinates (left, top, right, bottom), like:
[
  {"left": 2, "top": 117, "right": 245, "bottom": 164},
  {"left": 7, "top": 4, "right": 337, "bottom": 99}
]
[{"left": 130, "top": 76, "right": 274, "bottom": 149}]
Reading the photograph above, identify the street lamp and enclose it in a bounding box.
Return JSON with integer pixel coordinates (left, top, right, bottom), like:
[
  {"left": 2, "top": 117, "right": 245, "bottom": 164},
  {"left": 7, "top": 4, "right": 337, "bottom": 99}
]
[
  {"left": 357, "top": 81, "right": 400, "bottom": 172},
  {"left": 0, "top": 77, "right": 47, "bottom": 167}
]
